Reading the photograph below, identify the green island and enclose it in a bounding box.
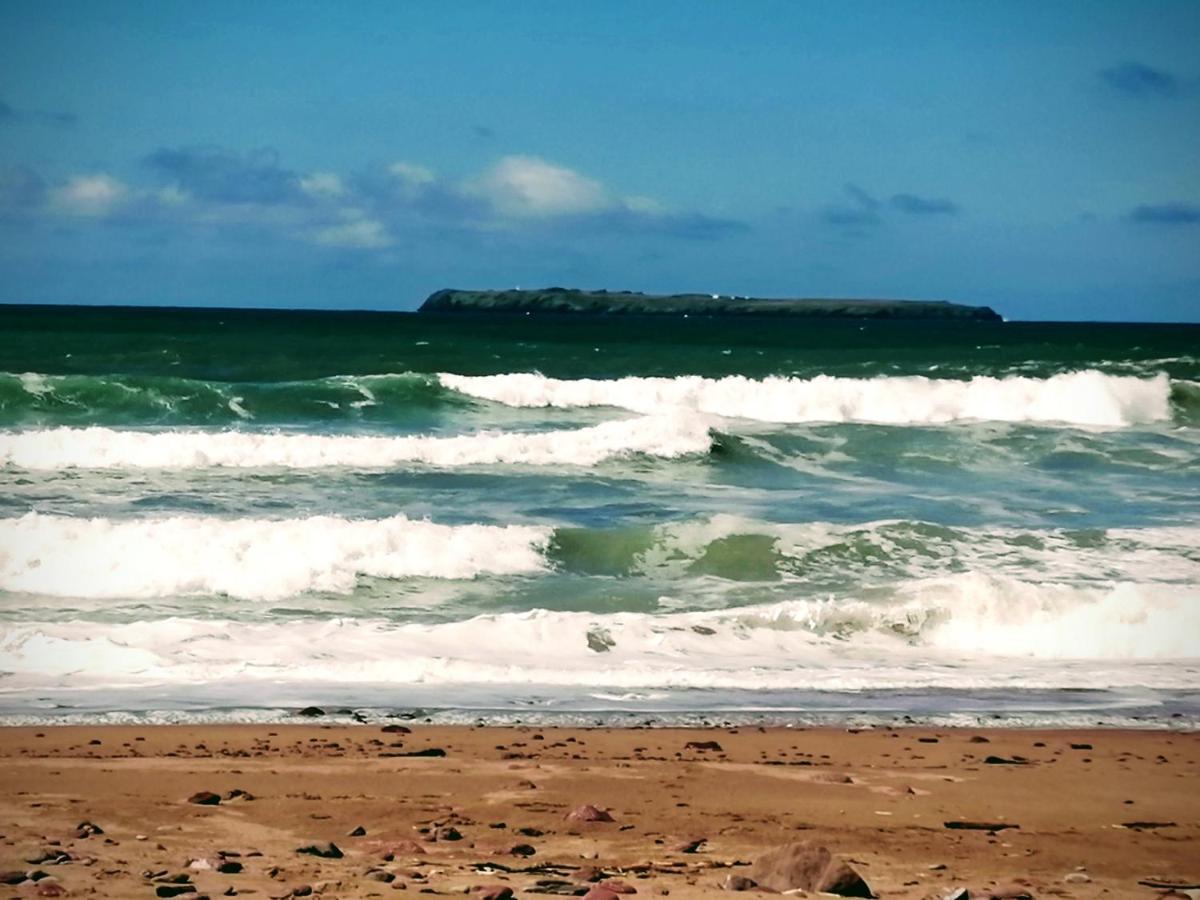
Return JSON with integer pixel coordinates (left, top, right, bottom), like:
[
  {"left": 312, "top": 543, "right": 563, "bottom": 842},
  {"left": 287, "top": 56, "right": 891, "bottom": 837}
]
[{"left": 418, "top": 287, "right": 1002, "bottom": 320}]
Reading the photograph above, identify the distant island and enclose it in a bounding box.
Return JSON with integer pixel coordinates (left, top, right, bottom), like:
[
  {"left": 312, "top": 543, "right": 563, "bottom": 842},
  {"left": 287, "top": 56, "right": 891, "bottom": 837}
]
[{"left": 419, "top": 288, "right": 1002, "bottom": 321}]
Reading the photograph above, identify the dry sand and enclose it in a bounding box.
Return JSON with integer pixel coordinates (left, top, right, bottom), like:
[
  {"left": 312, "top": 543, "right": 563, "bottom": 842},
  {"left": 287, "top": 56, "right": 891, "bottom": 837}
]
[{"left": 0, "top": 724, "right": 1197, "bottom": 899}]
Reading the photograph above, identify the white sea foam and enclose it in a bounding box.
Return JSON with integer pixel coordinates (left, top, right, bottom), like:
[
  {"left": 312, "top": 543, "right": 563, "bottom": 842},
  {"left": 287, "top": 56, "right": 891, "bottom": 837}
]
[
  {"left": 0, "top": 513, "right": 551, "bottom": 600},
  {"left": 0, "top": 415, "right": 712, "bottom": 470},
  {"left": 439, "top": 370, "right": 1173, "bottom": 427},
  {"left": 1, "top": 576, "right": 1197, "bottom": 696}
]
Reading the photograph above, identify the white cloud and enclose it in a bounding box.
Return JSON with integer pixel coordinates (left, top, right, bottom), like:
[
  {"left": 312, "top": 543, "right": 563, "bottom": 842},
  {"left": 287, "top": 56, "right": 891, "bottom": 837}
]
[
  {"left": 388, "top": 162, "right": 435, "bottom": 185},
  {"left": 468, "top": 155, "right": 611, "bottom": 218},
  {"left": 299, "top": 172, "right": 345, "bottom": 198},
  {"left": 311, "top": 213, "right": 392, "bottom": 249},
  {"left": 52, "top": 174, "right": 127, "bottom": 216}
]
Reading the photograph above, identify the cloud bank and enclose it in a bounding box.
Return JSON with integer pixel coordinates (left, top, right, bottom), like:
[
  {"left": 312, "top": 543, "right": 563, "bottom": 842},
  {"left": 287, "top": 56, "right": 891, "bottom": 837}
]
[{"left": 5, "top": 147, "right": 745, "bottom": 251}]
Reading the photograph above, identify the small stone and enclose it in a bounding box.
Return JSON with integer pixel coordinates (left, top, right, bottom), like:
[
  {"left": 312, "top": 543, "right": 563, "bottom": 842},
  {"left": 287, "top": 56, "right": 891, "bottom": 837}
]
[
  {"left": 0, "top": 871, "right": 25, "bottom": 885},
  {"left": 381, "top": 725, "right": 411, "bottom": 734},
  {"left": 684, "top": 741, "right": 723, "bottom": 752},
  {"left": 295, "top": 842, "right": 343, "bottom": 859},
  {"left": 1063, "top": 872, "right": 1090, "bottom": 884},
  {"left": 476, "top": 887, "right": 513, "bottom": 900},
  {"left": 509, "top": 843, "right": 536, "bottom": 857},
  {"left": 297, "top": 707, "right": 325, "bottom": 717},
  {"left": 156, "top": 886, "right": 198, "bottom": 898},
  {"left": 564, "top": 805, "right": 615, "bottom": 823},
  {"left": 348, "top": 825, "right": 367, "bottom": 837},
  {"left": 188, "top": 791, "right": 222, "bottom": 806}
]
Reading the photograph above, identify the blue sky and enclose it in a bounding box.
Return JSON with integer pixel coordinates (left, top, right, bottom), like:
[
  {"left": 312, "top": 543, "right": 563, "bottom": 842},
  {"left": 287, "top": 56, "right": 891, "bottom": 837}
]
[{"left": 1, "top": 1, "right": 1198, "bottom": 320}]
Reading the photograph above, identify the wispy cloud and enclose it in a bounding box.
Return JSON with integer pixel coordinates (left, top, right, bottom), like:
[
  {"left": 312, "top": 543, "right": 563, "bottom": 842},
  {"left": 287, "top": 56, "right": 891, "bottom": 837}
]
[
  {"left": 51, "top": 174, "right": 128, "bottom": 217},
  {"left": 1128, "top": 203, "right": 1200, "bottom": 225},
  {"left": 1099, "top": 62, "right": 1182, "bottom": 99},
  {"left": 0, "top": 96, "right": 77, "bottom": 126},
  {"left": 144, "top": 146, "right": 305, "bottom": 205},
  {"left": 821, "top": 183, "right": 882, "bottom": 226},
  {"left": 890, "top": 193, "right": 959, "bottom": 215},
  {"left": 822, "top": 184, "right": 961, "bottom": 226}
]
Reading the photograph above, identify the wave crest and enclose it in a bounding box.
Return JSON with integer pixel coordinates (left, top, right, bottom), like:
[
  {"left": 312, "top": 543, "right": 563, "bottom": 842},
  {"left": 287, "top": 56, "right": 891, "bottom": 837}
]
[
  {"left": 0, "top": 512, "right": 551, "bottom": 600},
  {"left": 440, "top": 370, "right": 1174, "bottom": 427},
  {"left": 0, "top": 415, "right": 713, "bottom": 470}
]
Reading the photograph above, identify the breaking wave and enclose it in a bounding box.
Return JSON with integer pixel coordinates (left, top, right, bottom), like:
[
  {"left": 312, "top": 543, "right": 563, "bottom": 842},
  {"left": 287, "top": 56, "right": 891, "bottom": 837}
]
[
  {"left": 439, "top": 370, "right": 1177, "bottom": 427},
  {"left": 0, "top": 415, "right": 713, "bottom": 469},
  {"left": 0, "top": 512, "right": 551, "bottom": 600},
  {"left": 2, "top": 576, "right": 1197, "bottom": 696}
]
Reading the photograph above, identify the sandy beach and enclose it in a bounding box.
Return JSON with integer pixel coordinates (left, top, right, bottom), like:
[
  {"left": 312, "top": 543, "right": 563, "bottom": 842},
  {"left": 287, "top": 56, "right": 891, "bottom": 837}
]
[{"left": 0, "top": 724, "right": 1196, "bottom": 899}]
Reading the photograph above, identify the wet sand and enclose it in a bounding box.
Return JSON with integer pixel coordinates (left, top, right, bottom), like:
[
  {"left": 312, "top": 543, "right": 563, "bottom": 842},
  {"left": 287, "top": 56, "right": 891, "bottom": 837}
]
[{"left": 0, "top": 725, "right": 1197, "bottom": 898}]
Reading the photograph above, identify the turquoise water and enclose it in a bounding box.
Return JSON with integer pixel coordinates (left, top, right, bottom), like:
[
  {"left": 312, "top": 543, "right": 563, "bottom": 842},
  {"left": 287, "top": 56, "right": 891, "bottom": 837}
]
[{"left": 1, "top": 305, "right": 1198, "bottom": 726}]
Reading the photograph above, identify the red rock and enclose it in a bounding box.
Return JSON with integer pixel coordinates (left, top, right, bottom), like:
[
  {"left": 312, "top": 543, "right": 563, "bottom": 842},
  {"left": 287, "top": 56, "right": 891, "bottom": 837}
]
[
  {"left": 0, "top": 871, "right": 25, "bottom": 885},
  {"left": 476, "top": 886, "right": 513, "bottom": 900},
  {"left": 382, "top": 724, "right": 412, "bottom": 734},
  {"left": 564, "top": 805, "right": 615, "bottom": 823},
  {"left": 572, "top": 866, "right": 605, "bottom": 883},
  {"left": 36, "top": 883, "right": 67, "bottom": 897},
  {"left": 748, "top": 841, "right": 872, "bottom": 897},
  {"left": 984, "top": 887, "right": 1034, "bottom": 900},
  {"left": 583, "top": 889, "right": 622, "bottom": 900},
  {"left": 377, "top": 839, "right": 428, "bottom": 859},
  {"left": 599, "top": 879, "right": 637, "bottom": 894},
  {"left": 669, "top": 838, "right": 705, "bottom": 853},
  {"left": 684, "top": 741, "right": 723, "bottom": 752}
]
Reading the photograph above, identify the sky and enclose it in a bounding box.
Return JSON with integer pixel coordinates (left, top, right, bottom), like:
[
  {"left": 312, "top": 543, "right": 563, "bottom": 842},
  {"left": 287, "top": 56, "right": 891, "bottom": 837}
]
[{"left": 1, "top": 1, "right": 1198, "bottom": 321}]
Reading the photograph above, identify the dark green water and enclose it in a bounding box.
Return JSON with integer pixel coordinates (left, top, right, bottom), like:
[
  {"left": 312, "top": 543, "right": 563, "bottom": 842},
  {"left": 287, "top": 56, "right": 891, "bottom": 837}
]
[{"left": 0, "top": 305, "right": 1197, "bottom": 726}]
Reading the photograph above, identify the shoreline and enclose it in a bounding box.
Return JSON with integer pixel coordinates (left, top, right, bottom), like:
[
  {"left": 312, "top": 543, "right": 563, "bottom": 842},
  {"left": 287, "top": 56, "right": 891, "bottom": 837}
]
[{"left": 1, "top": 724, "right": 1195, "bottom": 898}]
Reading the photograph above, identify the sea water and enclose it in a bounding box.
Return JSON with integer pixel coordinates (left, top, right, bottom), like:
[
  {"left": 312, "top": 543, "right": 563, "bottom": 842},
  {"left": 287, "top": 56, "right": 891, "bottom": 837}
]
[{"left": 0, "top": 306, "right": 1198, "bottom": 727}]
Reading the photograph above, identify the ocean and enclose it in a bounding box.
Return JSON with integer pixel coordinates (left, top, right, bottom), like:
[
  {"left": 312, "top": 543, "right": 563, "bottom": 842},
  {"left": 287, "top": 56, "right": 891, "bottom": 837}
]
[{"left": 1, "top": 304, "right": 1198, "bottom": 727}]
